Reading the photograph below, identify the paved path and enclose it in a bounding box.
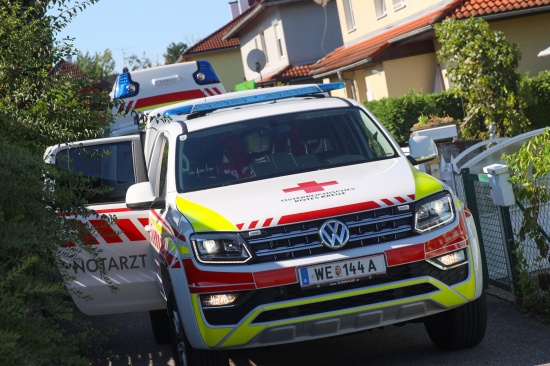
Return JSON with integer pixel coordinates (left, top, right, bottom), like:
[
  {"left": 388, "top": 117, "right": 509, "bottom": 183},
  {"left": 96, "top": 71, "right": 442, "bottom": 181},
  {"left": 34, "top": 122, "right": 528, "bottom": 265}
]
[{"left": 86, "top": 292, "right": 550, "bottom": 366}]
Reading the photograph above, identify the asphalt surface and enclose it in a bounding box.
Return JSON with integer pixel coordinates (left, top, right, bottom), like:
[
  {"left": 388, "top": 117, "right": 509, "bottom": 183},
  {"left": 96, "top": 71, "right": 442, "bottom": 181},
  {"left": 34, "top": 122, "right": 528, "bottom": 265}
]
[{"left": 85, "top": 291, "right": 550, "bottom": 366}]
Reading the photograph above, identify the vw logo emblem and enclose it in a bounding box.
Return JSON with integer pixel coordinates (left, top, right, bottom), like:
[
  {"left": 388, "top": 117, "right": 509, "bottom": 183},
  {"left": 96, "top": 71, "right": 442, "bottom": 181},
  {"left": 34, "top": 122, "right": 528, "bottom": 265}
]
[{"left": 319, "top": 219, "right": 350, "bottom": 249}]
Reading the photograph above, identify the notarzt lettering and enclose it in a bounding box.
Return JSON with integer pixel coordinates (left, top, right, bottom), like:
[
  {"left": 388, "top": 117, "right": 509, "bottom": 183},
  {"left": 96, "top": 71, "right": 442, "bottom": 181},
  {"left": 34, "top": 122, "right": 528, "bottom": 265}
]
[{"left": 70, "top": 254, "right": 147, "bottom": 273}]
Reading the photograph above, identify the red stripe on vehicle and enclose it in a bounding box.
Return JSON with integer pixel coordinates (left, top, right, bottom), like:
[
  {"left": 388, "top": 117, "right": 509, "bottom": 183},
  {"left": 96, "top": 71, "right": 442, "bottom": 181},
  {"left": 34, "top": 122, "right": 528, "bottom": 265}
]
[
  {"left": 89, "top": 219, "right": 123, "bottom": 244},
  {"left": 426, "top": 239, "right": 468, "bottom": 259},
  {"left": 262, "top": 218, "right": 273, "bottom": 227},
  {"left": 173, "top": 229, "right": 187, "bottom": 242},
  {"left": 385, "top": 243, "right": 425, "bottom": 266},
  {"left": 150, "top": 210, "right": 174, "bottom": 235},
  {"left": 254, "top": 267, "right": 297, "bottom": 288},
  {"left": 278, "top": 201, "right": 381, "bottom": 225},
  {"left": 94, "top": 208, "right": 132, "bottom": 214},
  {"left": 236, "top": 223, "right": 245, "bottom": 230},
  {"left": 408, "top": 194, "right": 415, "bottom": 200},
  {"left": 182, "top": 259, "right": 255, "bottom": 289},
  {"left": 395, "top": 196, "right": 407, "bottom": 203},
  {"left": 138, "top": 217, "right": 149, "bottom": 227},
  {"left": 116, "top": 219, "right": 147, "bottom": 241},
  {"left": 133, "top": 90, "right": 206, "bottom": 110},
  {"left": 204, "top": 88, "right": 214, "bottom": 96},
  {"left": 213, "top": 87, "right": 222, "bottom": 94},
  {"left": 381, "top": 198, "right": 393, "bottom": 206},
  {"left": 67, "top": 221, "right": 99, "bottom": 247},
  {"left": 424, "top": 216, "right": 467, "bottom": 253},
  {"left": 188, "top": 283, "right": 256, "bottom": 294},
  {"left": 249, "top": 220, "right": 259, "bottom": 229}
]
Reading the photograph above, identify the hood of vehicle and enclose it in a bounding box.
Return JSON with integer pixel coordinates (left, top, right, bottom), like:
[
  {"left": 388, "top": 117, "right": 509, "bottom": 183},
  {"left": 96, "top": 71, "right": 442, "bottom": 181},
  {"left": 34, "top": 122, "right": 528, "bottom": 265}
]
[{"left": 175, "top": 157, "right": 443, "bottom": 232}]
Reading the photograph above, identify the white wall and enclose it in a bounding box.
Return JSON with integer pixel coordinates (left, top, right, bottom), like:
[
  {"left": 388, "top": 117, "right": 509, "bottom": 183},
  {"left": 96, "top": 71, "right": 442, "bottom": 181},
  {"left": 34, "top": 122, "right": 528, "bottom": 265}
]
[{"left": 239, "top": 1, "right": 342, "bottom": 82}]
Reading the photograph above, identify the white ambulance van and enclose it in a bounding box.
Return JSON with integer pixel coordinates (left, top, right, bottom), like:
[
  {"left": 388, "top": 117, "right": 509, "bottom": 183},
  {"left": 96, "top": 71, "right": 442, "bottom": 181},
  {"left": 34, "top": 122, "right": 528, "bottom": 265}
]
[
  {"left": 47, "top": 82, "right": 486, "bottom": 366},
  {"left": 109, "top": 61, "right": 225, "bottom": 136}
]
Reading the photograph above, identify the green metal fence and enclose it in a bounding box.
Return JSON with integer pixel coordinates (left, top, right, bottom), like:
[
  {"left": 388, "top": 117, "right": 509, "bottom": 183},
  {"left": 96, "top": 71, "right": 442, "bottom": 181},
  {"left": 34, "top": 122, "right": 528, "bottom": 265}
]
[{"left": 453, "top": 168, "right": 550, "bottom": 301}]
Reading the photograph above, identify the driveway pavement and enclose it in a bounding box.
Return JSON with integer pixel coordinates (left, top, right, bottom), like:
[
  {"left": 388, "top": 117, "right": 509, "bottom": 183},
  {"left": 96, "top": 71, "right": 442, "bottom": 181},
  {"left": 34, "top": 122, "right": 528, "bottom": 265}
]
[{"left": 86, "top": 290, "right": 550, "bottom": 366}]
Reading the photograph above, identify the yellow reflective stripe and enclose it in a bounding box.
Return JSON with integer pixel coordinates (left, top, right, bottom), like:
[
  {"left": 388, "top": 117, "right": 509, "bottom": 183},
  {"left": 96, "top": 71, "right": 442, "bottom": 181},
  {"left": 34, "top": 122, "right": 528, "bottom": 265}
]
[
  {"left": 178, "top": 244, "right": 190, "bottom": 255},
  {"left": 451, "top": 246, "right": 477, "bottom": 300},
  {"left": 133, "top": 101, "right": 187, "bottom": 112},
  {"left": 191, "top": 295, "right": 233, "bottom": 347},
  {"left": 150, "top": 216, "right": 171, "bottom": 236},
  {"left": 167, "top": 239, "right": 177, "bottom": 254},
  {"left": 409, "top": 164, "right": 444, "bottom": 200},
  {"left": 176, "top": 196, "right": 237, "bottom": 232}
]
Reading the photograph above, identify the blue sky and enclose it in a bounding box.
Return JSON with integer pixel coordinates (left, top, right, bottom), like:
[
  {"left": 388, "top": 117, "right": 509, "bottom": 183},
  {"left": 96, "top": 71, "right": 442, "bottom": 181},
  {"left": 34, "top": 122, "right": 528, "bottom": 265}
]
[{"left": 51, "top": 0, "right": 235, "bottom": 72}]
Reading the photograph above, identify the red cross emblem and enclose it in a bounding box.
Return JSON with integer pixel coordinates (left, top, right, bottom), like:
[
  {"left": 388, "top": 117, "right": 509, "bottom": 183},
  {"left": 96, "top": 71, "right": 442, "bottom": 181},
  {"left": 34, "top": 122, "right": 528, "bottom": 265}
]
[{"left": 283, "top": 180, "right": 338, "bottom": 194}]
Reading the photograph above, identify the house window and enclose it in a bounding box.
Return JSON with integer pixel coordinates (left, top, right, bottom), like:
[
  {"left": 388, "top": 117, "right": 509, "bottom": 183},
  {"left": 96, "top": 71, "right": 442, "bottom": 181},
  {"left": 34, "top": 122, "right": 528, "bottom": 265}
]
[
  {"left": 274, "top": 23, "right": 284, "bottom": 58},
  {"left": 260, "top": 31, "right": 269, "bottom": 64},
  {"left": 343, "top": 0, "right": 356, "bottom": 32},
  {"left": 392, "top": 0, "right": 405, "bottom": 11},
  {"left": 374, "top": 0, "right": 387, "bottom": 19}
]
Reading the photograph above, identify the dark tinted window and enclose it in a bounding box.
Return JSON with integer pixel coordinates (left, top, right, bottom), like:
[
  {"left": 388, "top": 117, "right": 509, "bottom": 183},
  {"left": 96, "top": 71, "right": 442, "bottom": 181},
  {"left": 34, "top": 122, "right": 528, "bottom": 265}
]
[
  {"left": 56, "top": 141, "right": 135, "bottom": 204},
  {"left": 176, "top": 107, "right": 396, "bottom": 192}
]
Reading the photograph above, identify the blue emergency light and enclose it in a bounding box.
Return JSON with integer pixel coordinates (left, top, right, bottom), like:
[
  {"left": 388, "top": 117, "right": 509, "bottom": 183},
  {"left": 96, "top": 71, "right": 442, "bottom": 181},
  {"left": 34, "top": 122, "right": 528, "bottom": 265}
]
[
  {"left": 113, "top": 71, "right": 140, "bottom": 99},
  {"left": 163, "top": 82, "right": 345, "bottom": 117},
  {"left": 193, "top": 60, "right": 222, "bottom": 85}
]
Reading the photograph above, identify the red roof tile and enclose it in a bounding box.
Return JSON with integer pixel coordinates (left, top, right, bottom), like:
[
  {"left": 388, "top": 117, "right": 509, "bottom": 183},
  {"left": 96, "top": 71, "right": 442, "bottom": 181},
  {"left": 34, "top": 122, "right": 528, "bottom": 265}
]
[
  {"left": 450, "top": 0, "right": 550, "bottom": 19},
  {"left": 310, "top": 0, "right": 550, "bottom": 76},
  {"left": 49, "top": 59, "right": 88, "bottom": 81},
  {"left": 182, "top": 4, "right": 261, "bottom": 56},
  {"left": 261, "top": 64, "right": 313, "bottom": 82},
  {"left": 310, "top": 1, "right": 460, "bottom": 76}
]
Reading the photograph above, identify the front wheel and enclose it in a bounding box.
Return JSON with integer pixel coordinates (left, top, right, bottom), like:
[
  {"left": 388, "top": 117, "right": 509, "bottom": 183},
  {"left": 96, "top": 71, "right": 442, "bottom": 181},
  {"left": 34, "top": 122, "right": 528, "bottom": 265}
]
[
  {"left": 424, "top": 293, "right": 487, "bottom": 350},
  {"left": 167, "top": 293, "right": 229, "bottom": 366}
]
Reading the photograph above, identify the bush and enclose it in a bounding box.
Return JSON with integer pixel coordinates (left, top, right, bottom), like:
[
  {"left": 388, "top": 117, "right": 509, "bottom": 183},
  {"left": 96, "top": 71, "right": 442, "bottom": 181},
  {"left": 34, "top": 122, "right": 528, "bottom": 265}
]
[
  {"left": 0, "top": 138, "right": 107, "bottom": 365},
  {"left": 523, "top": 71, "right": 550, "bottom": 131},
  {"left": 364, "top": 71, "right": 550, "bottom": 146},
  {"left": 364, "top": 91, "right": 467, "bottom": 145}
]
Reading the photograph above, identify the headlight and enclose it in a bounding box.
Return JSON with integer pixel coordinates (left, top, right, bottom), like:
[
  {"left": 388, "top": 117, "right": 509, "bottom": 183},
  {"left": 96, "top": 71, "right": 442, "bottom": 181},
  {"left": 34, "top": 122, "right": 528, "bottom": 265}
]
[
  {"left": 414, "top": 192, "right": 455, "bottom": 233},
  {"left": 191, "top": 233, "right": 252, "bottom": 264}
]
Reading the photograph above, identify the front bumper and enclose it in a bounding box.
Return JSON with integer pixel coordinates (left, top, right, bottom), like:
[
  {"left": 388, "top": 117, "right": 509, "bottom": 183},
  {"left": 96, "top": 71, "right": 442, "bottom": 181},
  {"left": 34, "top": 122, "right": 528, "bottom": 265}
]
[{"left": 192, "top": 245, "right": 480, "bottom": 349}]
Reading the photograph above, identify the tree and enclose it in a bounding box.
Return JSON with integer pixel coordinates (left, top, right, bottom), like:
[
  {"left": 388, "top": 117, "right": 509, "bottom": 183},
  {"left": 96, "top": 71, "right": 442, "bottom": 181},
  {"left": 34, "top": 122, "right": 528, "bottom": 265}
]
[
  {"left": 435, "top": 17, "right": 529, "bottom": 140},
  {"left": 0, "top": 1, "right": 112, "bottom": 364},
  {"left": 74, "top": 49, "right": 116, "bottom": 82},
  {"left": 164, "top": 41, "right": 187, "bottom": 65},
  {"left": 125, "top": 52, "right": 152, "bottom": 71}
]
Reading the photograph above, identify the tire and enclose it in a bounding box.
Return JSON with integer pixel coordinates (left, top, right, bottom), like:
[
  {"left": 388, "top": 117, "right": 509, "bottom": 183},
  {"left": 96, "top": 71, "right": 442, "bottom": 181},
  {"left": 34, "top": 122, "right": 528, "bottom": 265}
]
[
  {"left": 424, "top": 293, "right": 488, "bottom": 350},
  {"left": 167, "top": 293, "right": 229, "bottom": 366},
  {"left": 149, "top": 309, "right": 171, "bottom": 344}
]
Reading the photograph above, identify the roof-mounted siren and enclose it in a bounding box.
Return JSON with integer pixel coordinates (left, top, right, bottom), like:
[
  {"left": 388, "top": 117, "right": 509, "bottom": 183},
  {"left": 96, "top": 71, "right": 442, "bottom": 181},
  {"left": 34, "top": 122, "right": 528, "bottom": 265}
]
[
  {"left": 246, "top": 49, "right": 266, "bottom": 82},
  {"left": 313, "top": 0, "right": 330, "bottom": 6}
]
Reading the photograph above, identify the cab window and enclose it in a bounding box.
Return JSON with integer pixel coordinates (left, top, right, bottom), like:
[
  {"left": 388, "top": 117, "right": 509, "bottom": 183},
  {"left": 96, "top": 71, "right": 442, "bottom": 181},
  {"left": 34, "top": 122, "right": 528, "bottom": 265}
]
[
  {"left": 56, "top": 141, "right": 135, "bottom": 204},
  {"left": 176, "top": 107, "right": 397, "bottom": 192}
]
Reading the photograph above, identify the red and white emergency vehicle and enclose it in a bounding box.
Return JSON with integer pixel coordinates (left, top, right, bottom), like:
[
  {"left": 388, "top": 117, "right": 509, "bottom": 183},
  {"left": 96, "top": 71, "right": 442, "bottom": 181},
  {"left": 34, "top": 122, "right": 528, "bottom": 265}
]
[
  {"left": 46, "top": 78, "right": 486, "bottom": 366},
  {"left": 109, "top": 61, "right": 225, "bottom": 136}
]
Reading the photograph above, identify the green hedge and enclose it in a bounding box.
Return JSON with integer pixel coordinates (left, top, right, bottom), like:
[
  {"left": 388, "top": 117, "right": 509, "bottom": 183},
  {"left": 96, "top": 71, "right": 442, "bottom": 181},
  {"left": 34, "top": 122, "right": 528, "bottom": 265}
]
[
  {"left": 364, "top": 71, "right": 550, "bottom": 145},
  {"left": 523, "top": 70, "right": 550, "bottom": 131},
  {"left": 364, "top": 91, "right": 466, "bottom": 145}
]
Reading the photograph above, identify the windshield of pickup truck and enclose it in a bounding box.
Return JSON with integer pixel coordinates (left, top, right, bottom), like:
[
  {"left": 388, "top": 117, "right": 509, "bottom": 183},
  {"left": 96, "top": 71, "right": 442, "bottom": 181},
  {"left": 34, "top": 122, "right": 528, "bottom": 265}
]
[{"left": 176, "top": 107, "right": 397, "bottom": 192}]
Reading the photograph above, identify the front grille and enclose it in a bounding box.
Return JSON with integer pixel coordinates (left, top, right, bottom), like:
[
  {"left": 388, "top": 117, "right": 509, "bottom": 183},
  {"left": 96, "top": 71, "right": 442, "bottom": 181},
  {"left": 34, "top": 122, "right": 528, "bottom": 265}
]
[
  {"left": 202, "top": 259, "right": 469, "bottom": 326},
  {"left": 245, "top": 205, "right": 414, "bottom": 263}
]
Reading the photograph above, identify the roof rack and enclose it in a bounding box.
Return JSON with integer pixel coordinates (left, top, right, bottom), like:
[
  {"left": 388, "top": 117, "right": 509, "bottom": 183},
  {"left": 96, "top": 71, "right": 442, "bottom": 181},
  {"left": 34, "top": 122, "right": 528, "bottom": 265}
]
[{"left": 163, "top": 82, "right": 345, "bottom": 117}]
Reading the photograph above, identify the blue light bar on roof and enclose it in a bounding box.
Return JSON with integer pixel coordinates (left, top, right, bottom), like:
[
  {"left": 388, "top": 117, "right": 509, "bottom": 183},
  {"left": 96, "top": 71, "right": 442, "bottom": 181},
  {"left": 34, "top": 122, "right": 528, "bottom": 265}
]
[{"left": 163, "top": 82, "right": 345, "bottom": 117}]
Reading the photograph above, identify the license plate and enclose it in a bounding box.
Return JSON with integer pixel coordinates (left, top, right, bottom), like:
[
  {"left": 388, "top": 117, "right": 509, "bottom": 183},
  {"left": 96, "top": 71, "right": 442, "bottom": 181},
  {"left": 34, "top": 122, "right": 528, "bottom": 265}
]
[{"left": 298, "top": 255, "right": 386, "bottom": 287}]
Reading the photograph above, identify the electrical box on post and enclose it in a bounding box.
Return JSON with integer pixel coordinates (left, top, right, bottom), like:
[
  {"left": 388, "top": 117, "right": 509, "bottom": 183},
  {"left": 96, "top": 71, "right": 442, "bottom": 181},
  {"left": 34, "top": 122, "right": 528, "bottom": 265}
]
[{"left": 483, "top": 164, "right": 515, "bottom": 206}]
